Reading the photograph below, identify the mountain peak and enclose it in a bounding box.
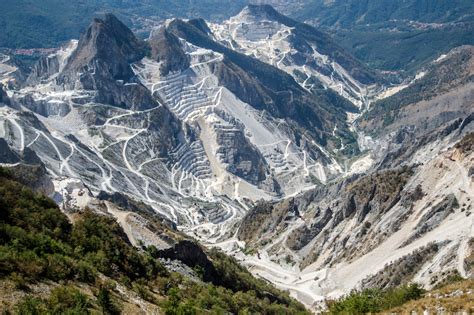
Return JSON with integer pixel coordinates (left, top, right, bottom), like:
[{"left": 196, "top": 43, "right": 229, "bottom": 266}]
[
  {"left": 54, "top": 14, "right": 158, "bottom": 110},
  {"left": 234, "top": 4, "right": 296, "bottom": 27},
  {"left": 148, "top": 25, "right": 190, "bottom": 75},
  {"left": 82, "top": 13, "right": 145, "bottom": 64},
  {"left": 238, "top": 4, "right": 280, "bottom": 19},
  {"left": 60, "top": 13, "right": 146, "bottom": 83},
  {"left": 245, "top": 4, "right": 279, "bottom": 15}
]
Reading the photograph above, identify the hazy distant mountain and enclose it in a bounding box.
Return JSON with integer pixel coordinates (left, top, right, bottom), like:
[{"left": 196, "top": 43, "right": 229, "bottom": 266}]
[
  {"left": 266, "top": 0, "right": 474, "bottom": 73},
  {"left": 285, "top": 0, "right": 474, "bottom": 26},
  {"left": 3, "top": 0, "right": 473, "bottom": 75},
  {"left": 0, "top": 0, "right": 247, "bottom": 48}
]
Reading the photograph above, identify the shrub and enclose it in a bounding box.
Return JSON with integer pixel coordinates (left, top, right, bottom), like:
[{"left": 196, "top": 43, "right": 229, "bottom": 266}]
[
  {"left": 16, "top": 286, "right": 90, "bottom": 314},
  {"left": 9, "top": 272, "right": 28, "bottom": 290},
  {"left": 47, "top": 285, "right": 90, "bottom": 314},
  {"left": 97, "top": 286, "right": 120, "bottom": 315},
  {"left": 328, "top": 283, "right": 424, "bottom": 314},
  {"left": 133, "top": 280, "right": 155, "bottom": 303},
  {"left": 76, "top": 261, "right": 97, "bottom": 283},
  {"left": 45, "top": 254, "right": 76, "bottom": 281},
  {"left": 15, "top": 295, "right": 45, "bottom": 315}
]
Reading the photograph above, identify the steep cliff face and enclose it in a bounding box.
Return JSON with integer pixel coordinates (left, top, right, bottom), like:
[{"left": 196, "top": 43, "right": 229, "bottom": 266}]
[
  {"left": 0, "top": 137, "right": 54, "bottom": 196},
  {"left": 53, "top": 14, "right": 155, "bottom": 111},
  {"left": 148, "top": 26, "right": 190, "bottom": 76},
  {"left": 26, "top": 53, "right": 60, "bottom": 85},
  {"left": 0, "top": 84, "right": 9, "bottom": 105},
  {"left": 240, "top": 166, "right": 415, "bottom": 261},
  {"left": 0, "top": 138, "right": 20, "bottom": 163},
  {"left": 61, "top": 14, "right": 147, "bottom": 83},
  {"left": 287, "top": 167, "right": 415, "bottom": 263}
]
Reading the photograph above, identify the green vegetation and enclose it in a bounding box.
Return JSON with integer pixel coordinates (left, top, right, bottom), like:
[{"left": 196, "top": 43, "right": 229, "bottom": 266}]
[
  {"left": 433, "top": 270, "right": 465, "bottom": 290},
  {"left": 0, "top": 166, "right": 166, "bottom": 286},
  {"left": 292, "top": 0, "right": 474, "bottom": 28},
  {"left": 327, "top": 283, "right": 424, "bottom": 314},
  {"left": 386, "top": 279, "right": 473, "bottom": 314},
  {"left": 209, "top": 247, "right": 300, "bottom": 307},
  {"left": 16, "top": 285, "right": 90, "bottom": 314},
  {"left": 159, "top": 277, "right": 307, "bottom": 314},
  {"left": 97, "top": 285, "right": 121, "bottom": 315},
  {"left": 1, "top": 0, "right": 472, "bottom": 77},
  {"left": 0, "top": 0, "right": 248, "bottom": 48},
  {"left": 289, "top": 0, "right": 474, "bottom": 73},
  {"left": 332, "top": 23, "right": 474, "bottom": 74},
  {"left": 0, "top": 167, "right": 308, "bottom": 314}
]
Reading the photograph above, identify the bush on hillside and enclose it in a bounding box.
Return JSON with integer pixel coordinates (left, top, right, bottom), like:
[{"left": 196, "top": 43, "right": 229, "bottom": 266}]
[{"left": 327, "top": 283, "right": 424, "bottom": 314}]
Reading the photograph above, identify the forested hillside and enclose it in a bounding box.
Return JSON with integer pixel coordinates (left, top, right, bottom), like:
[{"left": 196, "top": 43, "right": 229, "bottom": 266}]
[{"left": 0, "top": 167, "right": 308, "bottom": 314}]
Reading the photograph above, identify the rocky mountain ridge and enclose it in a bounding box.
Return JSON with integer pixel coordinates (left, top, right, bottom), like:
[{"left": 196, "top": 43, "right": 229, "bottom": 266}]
[
  {"left": 210, "top": 4, "right": 381, "bottom": 108},
  {"left": 0, "top": 5, "right": 375, "bottom": 245}
]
